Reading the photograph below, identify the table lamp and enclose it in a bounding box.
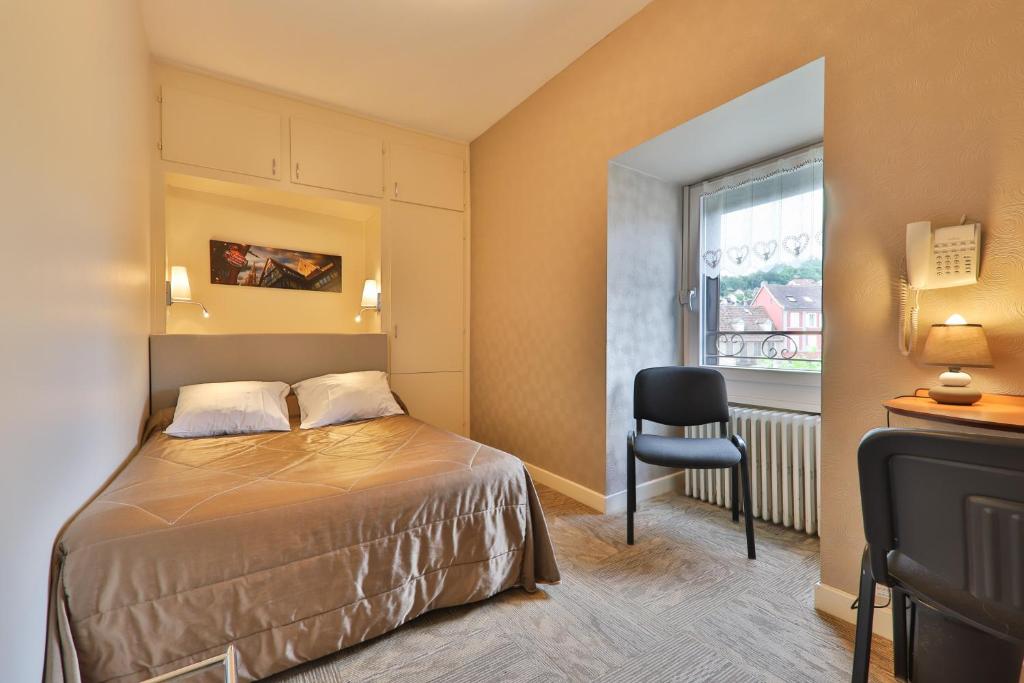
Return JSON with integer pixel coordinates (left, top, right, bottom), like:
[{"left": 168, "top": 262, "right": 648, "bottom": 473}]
[{"left": 921, "top": 314, "right": 992, "bottom": 405}]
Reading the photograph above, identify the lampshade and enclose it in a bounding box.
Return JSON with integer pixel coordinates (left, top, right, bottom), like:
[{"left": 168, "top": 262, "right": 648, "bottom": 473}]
[
  {"left": 360, "top": 279, "right": 379, "bottom": 308},
  {"left": 921, "top": 321, "right": 993, "bottom": 368},
  {"left": 169, "top": 266, "right": 192, "bottom": 300}
]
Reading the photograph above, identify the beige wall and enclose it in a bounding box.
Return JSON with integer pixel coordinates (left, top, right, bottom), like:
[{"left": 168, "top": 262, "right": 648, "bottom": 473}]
[
  {"left": 470, "top": 0, "right": 1024, "bottom": 596},
  {"left": 165, "top": 186, "right": 373, "bottom": 334},
  {"left": 0, "top": 1, "right": 152, "bottom": 679}
]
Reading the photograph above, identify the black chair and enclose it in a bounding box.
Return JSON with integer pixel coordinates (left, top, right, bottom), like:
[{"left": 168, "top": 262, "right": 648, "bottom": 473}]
[
  {"left": 853, "top": 428, "right": 1024, "bottom": 683},
  {"left": 626, "top": 366, "right": 755, "bottom": 559}
]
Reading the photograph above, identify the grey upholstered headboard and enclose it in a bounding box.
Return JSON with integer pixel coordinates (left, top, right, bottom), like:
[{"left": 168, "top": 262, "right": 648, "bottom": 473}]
[{"left": 149, "top": 333, "right": 389, "bottom": 412}]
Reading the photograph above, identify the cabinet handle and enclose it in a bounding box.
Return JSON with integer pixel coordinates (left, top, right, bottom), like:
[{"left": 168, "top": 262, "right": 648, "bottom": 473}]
[
  {"left": 295, "top": 162, "right": 300, "bottom": 180},
  {"left": 272, "top": 158, "right": 276, "bottom": 175},
  {"left": 394, "top": 324, "right": 399, "bottom": 339},
  {"left": 393, "top": 181, "right": 399, "bottom": 198}
]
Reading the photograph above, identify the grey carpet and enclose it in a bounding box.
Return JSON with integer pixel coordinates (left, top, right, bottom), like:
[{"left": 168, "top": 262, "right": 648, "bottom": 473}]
[{"left": 269, "top": 485, "right": 896, "bottom": 682}]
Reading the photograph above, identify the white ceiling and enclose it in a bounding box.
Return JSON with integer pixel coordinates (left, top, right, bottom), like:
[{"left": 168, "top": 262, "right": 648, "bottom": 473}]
[
  {"left": 613, "top": 59, "right": 825, "bottom": 186},
  {"left": 140, "top": 0, "right": 654, "bottom": 141}
]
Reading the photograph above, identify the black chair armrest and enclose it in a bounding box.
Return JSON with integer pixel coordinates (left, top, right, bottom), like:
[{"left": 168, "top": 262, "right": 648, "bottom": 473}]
[{"left": 729, "top": 433, "right": 747, "bottom": 455}]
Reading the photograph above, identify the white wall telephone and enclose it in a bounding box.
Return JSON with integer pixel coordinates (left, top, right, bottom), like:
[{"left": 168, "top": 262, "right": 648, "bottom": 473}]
[{"left": 898, "top": 220, "right": 981, "bottom": 355}]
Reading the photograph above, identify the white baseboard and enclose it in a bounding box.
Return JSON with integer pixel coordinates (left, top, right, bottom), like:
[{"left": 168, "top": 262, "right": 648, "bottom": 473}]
[
  {"left": 522, "top": 461, "right": 606, "bottom": 512},
  {"left": 521, "top": 461, "right": 688, "bottom": 514},
  {"left": 814, "top": 581, "right": 892, "bottom": 641},
  {"left": 604, "top": 470, "right": 686, "bottom": 514}
]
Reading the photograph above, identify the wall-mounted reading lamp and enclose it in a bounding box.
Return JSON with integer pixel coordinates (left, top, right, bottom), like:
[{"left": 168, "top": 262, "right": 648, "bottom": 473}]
[
  {"left": 354, "top": 279, "right": 381, "bottom": 323},
  {"left": 166, "top": 265, "right": 210, "bottom": 318}
]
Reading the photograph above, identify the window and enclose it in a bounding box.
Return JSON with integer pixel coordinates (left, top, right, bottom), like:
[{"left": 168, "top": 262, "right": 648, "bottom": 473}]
[{"left": 695, "top": 145, "right": 823, "bottom": 373}]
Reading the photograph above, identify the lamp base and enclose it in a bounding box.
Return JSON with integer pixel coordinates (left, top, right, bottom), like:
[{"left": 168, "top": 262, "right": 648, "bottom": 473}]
[{"left": 928, "top": 385, "right": 982, "bottom": 405}]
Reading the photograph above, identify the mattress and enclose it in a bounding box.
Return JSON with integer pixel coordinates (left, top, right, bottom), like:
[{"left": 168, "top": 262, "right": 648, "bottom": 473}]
[{"left": 46, "top": 410, "right": 560, "bottom": 683}]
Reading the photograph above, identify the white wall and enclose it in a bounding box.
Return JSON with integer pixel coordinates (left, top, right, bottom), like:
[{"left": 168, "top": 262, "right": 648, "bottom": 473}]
[{"left": 0, "top": 2, "right": 152, "bottom": 679}]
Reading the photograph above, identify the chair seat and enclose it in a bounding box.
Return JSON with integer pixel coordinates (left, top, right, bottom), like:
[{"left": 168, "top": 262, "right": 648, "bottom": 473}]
[{"left": 633, "top": 434, "right": 741, "bottom": 469}]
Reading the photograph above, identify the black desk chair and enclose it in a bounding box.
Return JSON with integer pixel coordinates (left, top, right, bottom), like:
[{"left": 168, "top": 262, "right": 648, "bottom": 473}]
[
  {"left": 853, "top": 428, "right": 1024, "bottom": 682},
  {"left": 626, "top": 366, "right": 755, "bottom": 559}
]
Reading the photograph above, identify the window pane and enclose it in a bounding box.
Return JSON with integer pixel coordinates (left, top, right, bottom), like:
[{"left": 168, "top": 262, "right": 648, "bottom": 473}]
[{"left": 699, "top": 151, "right": 823, "bottom": 373}]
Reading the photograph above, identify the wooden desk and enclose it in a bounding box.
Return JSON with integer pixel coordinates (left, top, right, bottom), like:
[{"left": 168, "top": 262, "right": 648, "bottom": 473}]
[{"left": 883, "top": 389, "right": 1024, "bottom": 434}]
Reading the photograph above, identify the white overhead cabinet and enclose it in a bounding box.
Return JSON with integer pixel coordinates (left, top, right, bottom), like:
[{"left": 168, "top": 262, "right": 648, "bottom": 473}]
[
  {"left": 389, "top": 202, "right": 465, "bottom": 374},
  {"left": 389, "top": 372, "right": 465, "bottom": 435},
  {"left": 389, "top": 143, "right": 465, "bottom": 211},
  {"left": 161, "top": 87, "right": 281, "bottom": 180},
  {"left": 290, "top": 117, "right": 384, "bottom": 197}
]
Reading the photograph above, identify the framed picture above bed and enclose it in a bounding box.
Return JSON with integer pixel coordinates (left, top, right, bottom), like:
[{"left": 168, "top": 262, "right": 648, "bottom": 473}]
[{"left": 210, "top": 239, "right": 342, "bottom": 292}]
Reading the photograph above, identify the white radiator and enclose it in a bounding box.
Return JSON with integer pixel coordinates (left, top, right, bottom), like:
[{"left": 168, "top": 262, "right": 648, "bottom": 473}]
[{"left": 683, "top": 407, "right": 821, "bottom": 535}]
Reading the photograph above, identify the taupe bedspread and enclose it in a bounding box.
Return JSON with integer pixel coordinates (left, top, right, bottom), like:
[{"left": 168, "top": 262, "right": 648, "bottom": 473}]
[{"left": 47, "top": 411, "right": 559, "bottom": 683}]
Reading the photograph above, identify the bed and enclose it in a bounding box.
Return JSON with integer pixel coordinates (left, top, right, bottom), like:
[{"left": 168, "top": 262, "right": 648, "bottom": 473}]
[{"left": 46, "top": 334, "right": 560, "bottom": 683}]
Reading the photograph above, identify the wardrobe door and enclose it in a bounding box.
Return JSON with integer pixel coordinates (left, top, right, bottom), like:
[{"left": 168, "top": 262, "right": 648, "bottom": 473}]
[
  {"left": 390, "top": 372, "right": 465, "bottom": 435},
  {"left": 161, "top": 87, "right": 281, "bottom": 180},
  {"left": 389, "top": 143, "right": 464, "bottom": 211},
  {"left": 389, "top": 202, "right": 464, "bottom": 374},
  {"left": 290, "top": 117, "right": 384, "bottom": 197}
]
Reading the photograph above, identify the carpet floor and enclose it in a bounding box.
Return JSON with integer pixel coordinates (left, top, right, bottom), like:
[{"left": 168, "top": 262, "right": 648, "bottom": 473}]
[{"left": 269, "top": 485, "right": 896, "bottom": 682}]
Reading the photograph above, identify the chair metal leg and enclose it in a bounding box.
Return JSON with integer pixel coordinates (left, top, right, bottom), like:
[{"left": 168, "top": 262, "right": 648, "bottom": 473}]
[
  {"left": 626, "top": 443, "right": 636, "bottom": 545},
  {"left": 739, "top": 452, "right": 756, "bottom": 559},
  {"left": 852, "top": 546, "right": 875, "bottom": 683},
  {"left": 892, "top": 587, "right": 909, "bottom": 680},
  {"left": 907, "top": 597, "right": 916, "bottom": 681},
  {"left": 730, "top": 464, "right": 739, "bottom": 523}
]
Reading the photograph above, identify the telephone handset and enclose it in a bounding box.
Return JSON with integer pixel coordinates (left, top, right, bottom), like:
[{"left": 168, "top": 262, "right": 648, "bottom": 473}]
[{"left": 898, "top": 220, "right": 981, "bottom": 355}]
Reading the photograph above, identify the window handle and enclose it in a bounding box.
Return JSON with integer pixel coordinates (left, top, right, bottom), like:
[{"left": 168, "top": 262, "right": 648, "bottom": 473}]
[{"left": 686, "top": 288, "right": 697, "bottom": 312}]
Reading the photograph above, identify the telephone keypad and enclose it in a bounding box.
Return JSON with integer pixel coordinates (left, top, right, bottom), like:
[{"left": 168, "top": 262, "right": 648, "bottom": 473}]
[{"left": 932, "top": 234, "right": 977, "bottom": 280}]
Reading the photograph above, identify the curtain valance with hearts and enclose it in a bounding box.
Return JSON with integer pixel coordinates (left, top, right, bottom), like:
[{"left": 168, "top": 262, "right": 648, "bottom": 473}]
[{"left": 699, "top": 145, "right": 823, "bottom": 279}]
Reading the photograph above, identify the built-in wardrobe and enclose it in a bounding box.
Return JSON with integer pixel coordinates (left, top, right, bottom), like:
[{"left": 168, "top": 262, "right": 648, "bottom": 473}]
[{"left": 151, "top": 65, "right": 469, "bottom": 435}]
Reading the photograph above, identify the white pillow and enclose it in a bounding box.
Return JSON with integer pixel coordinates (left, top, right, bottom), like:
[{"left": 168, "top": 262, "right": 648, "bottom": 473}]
[
  {"left": 292, "top": 371, "right": 403, "bottom": 429},
  {"left": 165, "top": 381, "right": 291, "bottom": 438}
]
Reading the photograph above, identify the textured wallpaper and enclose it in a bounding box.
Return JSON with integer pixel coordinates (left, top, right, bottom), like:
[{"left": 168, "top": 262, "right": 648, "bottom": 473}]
[
  {"left": 606, "top": 163, "right": 683, "bottom": 494},
  {"left": 470, "top": 0, "right": 1024, "bottom": 594}
]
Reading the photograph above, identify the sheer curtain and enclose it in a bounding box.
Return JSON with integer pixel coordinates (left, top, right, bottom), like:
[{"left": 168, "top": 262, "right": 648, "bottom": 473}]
[{"left": 699, "top": 145, "right": 823, "bottom": 280}]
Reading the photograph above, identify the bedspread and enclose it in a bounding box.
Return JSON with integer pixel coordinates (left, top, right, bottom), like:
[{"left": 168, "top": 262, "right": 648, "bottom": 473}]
[{"left": 45, "top": 411, "right": 559, "bottom": 682}]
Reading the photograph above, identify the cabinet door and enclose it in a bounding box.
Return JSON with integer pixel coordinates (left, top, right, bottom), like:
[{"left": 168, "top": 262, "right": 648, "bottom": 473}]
[
  {"left": 390, "top": 202, "right": 464, "bottom": 373},
  {"left": 161, "top": 87, "right": 281, "bottom": 180},
  {"left": 390, "top": 143, "right": 464, "bottom": 211},
  {"left": 390, "top": 372, "right": 465, "bottom": 435},
  {"left": 290, "top": 117, "right": 384, "bottom": 197}
]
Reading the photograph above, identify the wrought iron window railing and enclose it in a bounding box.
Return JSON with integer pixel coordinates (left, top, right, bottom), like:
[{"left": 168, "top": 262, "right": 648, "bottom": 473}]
[{"left": 704, "top": 330, "right": 822, "bottom": 371}]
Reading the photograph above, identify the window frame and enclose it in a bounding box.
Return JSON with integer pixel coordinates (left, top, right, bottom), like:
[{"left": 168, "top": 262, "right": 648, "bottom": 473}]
[{"left": 681, "top": 146, "right": 823, "bottom": 413}]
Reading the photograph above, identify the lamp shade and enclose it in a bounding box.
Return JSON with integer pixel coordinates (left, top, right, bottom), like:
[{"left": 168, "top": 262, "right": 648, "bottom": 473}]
[
  {"left": 360, "top": 279, "right": 379, "bottom": 308},
  {"left": 921, "top": 322, "right": 993, "bottom": 368},
  {"left": 169, "top": 266, "right": 192, "bottom": 300}
]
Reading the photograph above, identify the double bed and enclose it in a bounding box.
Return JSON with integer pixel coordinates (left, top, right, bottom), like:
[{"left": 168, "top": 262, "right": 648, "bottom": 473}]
[{"left": 46, "top": 334, "right": 559, "bottom": 683}]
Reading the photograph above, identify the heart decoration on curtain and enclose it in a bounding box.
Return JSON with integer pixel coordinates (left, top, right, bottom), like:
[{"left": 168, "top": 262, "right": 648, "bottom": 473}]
[
  {"left": 753, "top": 240, "right": 778, "bottom": 261},
  {"left": 783, "top": 233, "right": 810, "bottom": 257},
  {"left": 814, "top": 231, "right": 823, "bottom": 245},
  {"left": 726, "top": 246, "right": 749, "bottom": 265},
  {"left": 702, "top": 249, "right": 722, "bottom": 270}
]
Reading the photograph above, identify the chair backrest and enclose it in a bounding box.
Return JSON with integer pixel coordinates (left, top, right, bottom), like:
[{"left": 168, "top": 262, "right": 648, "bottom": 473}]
[
  {"left": 633, "top": 366, "right": 729, "bottom": 428},
  {"left": 858, "top": 428, "right": 1024, "bottom": 642}
]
